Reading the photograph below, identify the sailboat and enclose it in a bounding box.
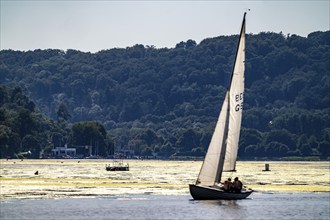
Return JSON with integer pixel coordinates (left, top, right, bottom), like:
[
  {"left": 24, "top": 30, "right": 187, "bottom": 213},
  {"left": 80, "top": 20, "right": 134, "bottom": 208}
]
[{"left": 189, "top": 13, "right": 253, "bottom": 200}]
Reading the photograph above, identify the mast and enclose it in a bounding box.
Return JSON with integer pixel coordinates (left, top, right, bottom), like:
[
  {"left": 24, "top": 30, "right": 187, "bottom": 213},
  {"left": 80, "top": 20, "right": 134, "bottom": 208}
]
[
  {"left": 217, "top": 12, "right": 246, "bottom": 180},
  {"left": 223, "top": 12, "right": 246, "bottom": 172},
  {"left": 196, "top": 12, "right": 246, "bottom": 186},
  {"left": 214, "top": 92, "right": 230, "bottom": 183},
  {"left": 228, "top": 12, "right": 246, "bottom": 90}
]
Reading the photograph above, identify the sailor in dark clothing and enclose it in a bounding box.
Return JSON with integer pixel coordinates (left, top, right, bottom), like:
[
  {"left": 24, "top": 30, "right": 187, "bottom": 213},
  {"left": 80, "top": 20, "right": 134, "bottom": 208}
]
[
  {"left": 223, "top": 178, "right": 233, "bottom": 192},
  {"left": 233, "top": 177, "right": 243, "bottom": 193}
]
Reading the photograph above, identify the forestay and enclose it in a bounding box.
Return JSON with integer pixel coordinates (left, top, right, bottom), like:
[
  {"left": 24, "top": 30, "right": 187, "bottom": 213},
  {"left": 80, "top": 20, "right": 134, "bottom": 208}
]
[{"left": 196, "top": 14, "right": 246, "bottom": 186}]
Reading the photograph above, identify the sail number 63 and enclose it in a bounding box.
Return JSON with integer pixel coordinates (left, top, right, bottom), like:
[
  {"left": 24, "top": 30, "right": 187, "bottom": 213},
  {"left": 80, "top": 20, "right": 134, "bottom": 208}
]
[{"left": 235, "top": 93, "right": 243, "bottom": 112}]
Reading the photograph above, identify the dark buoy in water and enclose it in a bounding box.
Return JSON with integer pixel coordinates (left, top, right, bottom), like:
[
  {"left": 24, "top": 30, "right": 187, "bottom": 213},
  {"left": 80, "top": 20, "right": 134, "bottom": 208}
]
[
  {"left": 262, "top": 163, "right": 270, "bottom": 171},
  {"left": 34, "top": 171, "right": 39, "bottom": 175}
]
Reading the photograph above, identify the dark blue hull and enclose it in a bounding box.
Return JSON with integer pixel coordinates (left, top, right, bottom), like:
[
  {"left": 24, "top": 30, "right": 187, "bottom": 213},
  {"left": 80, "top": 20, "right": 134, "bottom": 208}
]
[{"left": 189, "top": 184, "right": 253, "bottom": 200}]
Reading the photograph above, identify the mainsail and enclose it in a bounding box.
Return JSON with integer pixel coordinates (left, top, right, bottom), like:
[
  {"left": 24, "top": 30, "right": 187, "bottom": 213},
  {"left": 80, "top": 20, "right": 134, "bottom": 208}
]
[
  {"left": 196, "top": 13, "right": 246, "bottom": 186},
  {"left": 224, "top": 12, "right": 245, "bottom": 172}
]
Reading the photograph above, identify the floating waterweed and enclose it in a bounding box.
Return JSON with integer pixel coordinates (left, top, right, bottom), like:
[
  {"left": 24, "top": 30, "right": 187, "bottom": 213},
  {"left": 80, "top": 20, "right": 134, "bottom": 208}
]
[{"left": 0, "top": 160, "right": 329, "bottom": 199}]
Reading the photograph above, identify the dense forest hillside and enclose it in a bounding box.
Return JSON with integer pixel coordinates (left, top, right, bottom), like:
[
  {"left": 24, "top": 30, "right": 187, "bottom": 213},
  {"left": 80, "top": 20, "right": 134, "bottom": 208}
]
[
  {"left": 0, "top": 85, "right": 113, "bottom": 158},
  {"left": 1, "top": 31, "right": 329, "bottom": 159}
]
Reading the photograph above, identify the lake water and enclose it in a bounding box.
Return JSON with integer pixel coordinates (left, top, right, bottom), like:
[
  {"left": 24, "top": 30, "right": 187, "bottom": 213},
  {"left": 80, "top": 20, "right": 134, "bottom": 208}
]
[{"left": 0, "top": 160, "right": 329, "bottom": 219}]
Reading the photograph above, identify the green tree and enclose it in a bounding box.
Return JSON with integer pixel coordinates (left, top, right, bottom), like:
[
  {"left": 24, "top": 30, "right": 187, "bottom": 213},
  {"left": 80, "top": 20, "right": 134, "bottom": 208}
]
[
  {"left": 21, "top": 135, "right": 41, "bottom": 158},
  {"left": 244, "top": 144, "right": 265, "bottom": 158},
  {"left": 12, "top": 109, "right": 38, "bottom": 139},
  {"left": 57, "top": 102, "right": 71, "bottom": 122},
  {"left": 239, "top": 128, "right": 263, "bottom": 156},
  {"left": 319, "top": 141, "right": 330, "bottom": 158},
  {"left": 1, "top": 31, "right": 330, "bottom": 158},
  {"left": 71, "top": 121, "right": 108, "bottom": 156},
  {"left": 265, "top": 129, "right": 297, "bottom": 151},
  {"left": 265, "top": 142, "right": 290, "bottom": 157},
  {"left": 176, "top": 129, "right": 201, "bottom": 151}
]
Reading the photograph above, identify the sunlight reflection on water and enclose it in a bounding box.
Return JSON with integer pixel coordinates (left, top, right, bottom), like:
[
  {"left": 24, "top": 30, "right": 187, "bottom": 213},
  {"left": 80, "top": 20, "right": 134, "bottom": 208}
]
[{"left": 0, "top": 159, "right": 329, "bottom": 199}]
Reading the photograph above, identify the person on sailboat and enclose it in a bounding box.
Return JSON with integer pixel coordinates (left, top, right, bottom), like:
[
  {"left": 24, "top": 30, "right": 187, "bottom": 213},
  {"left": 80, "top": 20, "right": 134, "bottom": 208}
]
[
  {"left": 233, "top": 177, "right": 243, "bottom": 193},
  {"left": 223, "top": 178, "right": 233, "bottom": 192}
]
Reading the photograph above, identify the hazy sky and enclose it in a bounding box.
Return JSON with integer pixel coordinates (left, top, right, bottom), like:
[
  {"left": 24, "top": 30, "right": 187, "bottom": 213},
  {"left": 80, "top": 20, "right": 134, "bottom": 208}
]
[{"left": 1, "top": 1, "right": 329, "bottom": 53}]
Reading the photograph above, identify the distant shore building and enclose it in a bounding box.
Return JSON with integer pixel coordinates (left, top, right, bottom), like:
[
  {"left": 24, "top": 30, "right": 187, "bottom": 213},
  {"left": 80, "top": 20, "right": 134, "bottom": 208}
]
[{"left": 52, "top": 144, "right": 76, "bottom": 158}]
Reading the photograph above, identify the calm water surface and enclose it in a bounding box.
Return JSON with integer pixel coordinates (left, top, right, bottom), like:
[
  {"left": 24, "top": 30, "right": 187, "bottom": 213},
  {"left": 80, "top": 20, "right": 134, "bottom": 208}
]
[
  {"left": 0, "top": 160, "right": 329, "bottom": 219},
  {"left": 1, "top": 193, "right": 329, "bottom": 220}
]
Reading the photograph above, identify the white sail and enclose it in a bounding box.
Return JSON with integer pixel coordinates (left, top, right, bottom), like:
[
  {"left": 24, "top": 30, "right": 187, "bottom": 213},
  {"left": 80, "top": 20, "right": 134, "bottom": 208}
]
[
  {"left": 223, "top": 15, "right": 245, "bottom": 171},
  {"left": 197, "top": 92, "right": 229, "bottom": 186},
  {"left": 196, "top": 13, "right": 246, "bottom": 186}
]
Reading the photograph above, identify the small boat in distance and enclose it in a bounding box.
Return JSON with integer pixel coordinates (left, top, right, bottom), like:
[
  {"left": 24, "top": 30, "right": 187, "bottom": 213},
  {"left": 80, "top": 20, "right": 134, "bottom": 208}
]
[
  {"left": 105, "top": 160, "right": 129, "bottom": 171},
  {"left": 189, "top": 12, "right": 253, "bottom": 200}
]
